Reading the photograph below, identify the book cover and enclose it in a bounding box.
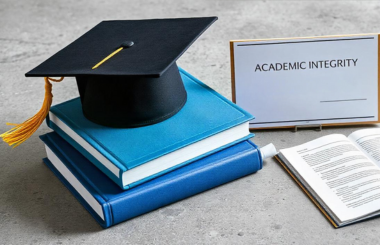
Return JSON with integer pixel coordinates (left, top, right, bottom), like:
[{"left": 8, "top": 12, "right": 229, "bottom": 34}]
[
  {"left": 46, "top": 68, "right": 253, "bottom": 189},
  {"left": 41, "top": 132, "right": 262, "bottom": 228}
]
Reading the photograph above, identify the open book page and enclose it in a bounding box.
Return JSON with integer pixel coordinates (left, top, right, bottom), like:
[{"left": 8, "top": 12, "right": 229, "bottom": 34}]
[
  {"left": 348, "top": 128, "right": 380, "bottom": 167},
  {"left": 280, "top": 134, "right": 380, "bottom": 223}
]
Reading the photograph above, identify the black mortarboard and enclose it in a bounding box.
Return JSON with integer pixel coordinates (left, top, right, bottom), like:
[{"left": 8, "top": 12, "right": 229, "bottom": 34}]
[
  {"left": 26, "top": 17, "right": 217, "bottom": 127},
  {"left": 1, "top": 17, "right": 217, "bottom": 147}
]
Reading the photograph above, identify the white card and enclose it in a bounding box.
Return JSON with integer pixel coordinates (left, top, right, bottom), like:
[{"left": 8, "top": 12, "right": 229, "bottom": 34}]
[{"left": 231, "top": 34, "right": 379, "bottom": 128}]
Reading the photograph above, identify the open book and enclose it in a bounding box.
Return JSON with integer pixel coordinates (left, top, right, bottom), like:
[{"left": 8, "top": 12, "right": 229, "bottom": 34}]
[{"left": 276, "top": 128, "right": 380, "bottom": 228}]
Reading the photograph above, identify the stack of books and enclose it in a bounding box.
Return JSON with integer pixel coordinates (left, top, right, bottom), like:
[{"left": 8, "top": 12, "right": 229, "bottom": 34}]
[{"left": 40, "top": 68, "right": 263, "bottom": 228}]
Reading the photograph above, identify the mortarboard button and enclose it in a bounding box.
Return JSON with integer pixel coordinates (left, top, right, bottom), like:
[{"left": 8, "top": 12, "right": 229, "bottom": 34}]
[{"left": 120, "top": 41, "right": 134, "bottom": 48}]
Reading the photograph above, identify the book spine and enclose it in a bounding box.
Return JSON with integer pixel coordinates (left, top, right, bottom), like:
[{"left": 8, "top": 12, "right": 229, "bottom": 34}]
[{"left": 110, "top": 141, "right": 261, "bottom": 225}]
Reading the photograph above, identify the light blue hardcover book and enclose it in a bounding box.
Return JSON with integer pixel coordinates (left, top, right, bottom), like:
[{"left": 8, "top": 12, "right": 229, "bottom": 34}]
[{"left": 46, "top": 68, "right": 254, "bottom": 190}]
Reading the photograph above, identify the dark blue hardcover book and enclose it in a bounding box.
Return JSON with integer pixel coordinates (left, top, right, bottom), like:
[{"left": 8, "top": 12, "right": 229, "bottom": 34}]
[{"left": 40, "top": 132, "right": 262, "bottom": 228}]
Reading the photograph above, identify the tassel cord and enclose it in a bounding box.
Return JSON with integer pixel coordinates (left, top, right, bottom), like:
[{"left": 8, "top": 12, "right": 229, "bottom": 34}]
[{"left": 0, "top": 77, "right": 64, "bottom": 147}]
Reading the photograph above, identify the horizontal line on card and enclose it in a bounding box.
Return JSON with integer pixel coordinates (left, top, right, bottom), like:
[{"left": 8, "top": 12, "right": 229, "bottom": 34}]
[{"left": 320, "top": 99, "right": 367, "bottom": 103}]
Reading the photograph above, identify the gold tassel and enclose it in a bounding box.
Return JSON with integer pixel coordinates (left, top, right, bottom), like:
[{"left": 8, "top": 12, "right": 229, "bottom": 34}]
[{"left": 0, "top": 77, "right": 64, "bottom": 147}]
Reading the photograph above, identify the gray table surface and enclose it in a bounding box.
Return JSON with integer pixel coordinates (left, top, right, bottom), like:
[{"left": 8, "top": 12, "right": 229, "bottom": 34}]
[{"left": 1, "top": 0, "right": 380, "bottom": 244}]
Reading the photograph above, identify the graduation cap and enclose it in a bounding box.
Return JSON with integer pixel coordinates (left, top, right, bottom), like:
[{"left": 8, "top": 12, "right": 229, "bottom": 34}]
[{"left": 1, "top": 17, "right": 217, "bottom": 147}]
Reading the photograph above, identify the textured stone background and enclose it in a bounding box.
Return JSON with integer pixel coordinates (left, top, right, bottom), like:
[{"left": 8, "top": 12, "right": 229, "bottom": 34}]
[{"left": 1, "top": 0, "right": 380, "bottom": 244}]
